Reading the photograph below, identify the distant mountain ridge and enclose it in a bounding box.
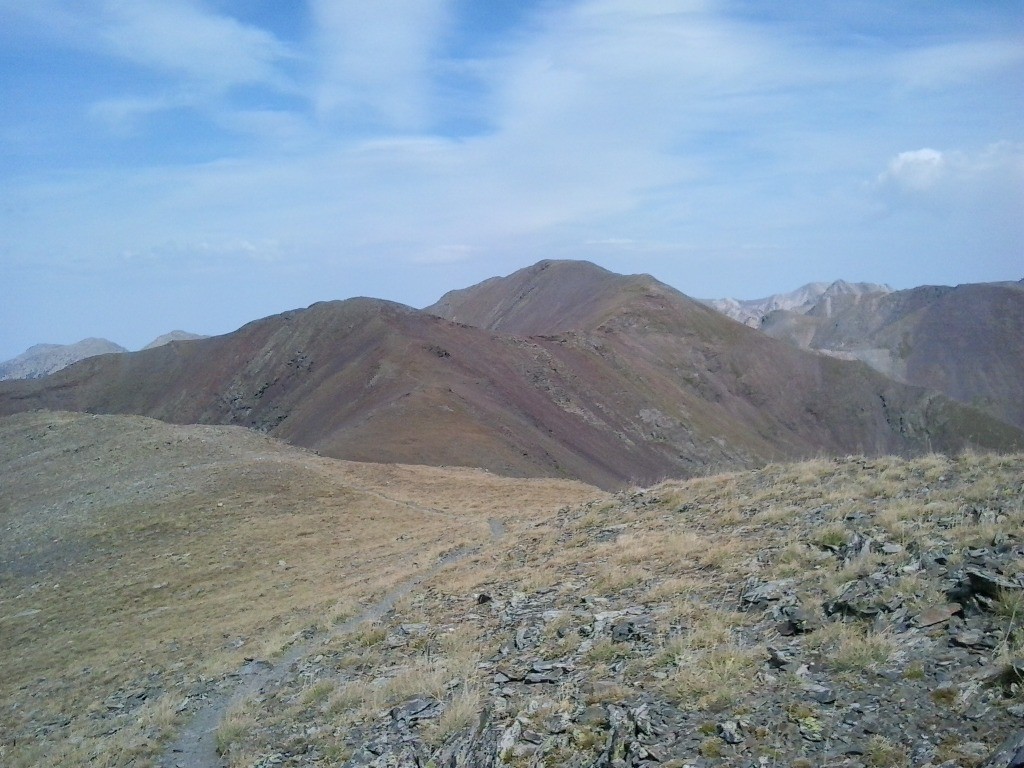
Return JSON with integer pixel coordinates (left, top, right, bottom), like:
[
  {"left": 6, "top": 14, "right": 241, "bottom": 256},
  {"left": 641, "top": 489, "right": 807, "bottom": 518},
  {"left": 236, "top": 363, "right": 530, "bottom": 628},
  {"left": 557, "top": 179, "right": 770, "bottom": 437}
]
[
  {"left": 755, "top": 281, "right": 1024, "bottom": 429},
  {"left": 0, "top": 331, "right": 207, "bottom": 381},
  {"left": 142, "top": 330, "right": 207, "bottom": 350},
  {"left": 1, "top": 261, "right": 1019, "bottom": 488},
  {"left": 704, "top": 280, "right": 892, "bottom": 327},
  {"left": 0, "top": 338, "right": 127, "bottom": 381}
]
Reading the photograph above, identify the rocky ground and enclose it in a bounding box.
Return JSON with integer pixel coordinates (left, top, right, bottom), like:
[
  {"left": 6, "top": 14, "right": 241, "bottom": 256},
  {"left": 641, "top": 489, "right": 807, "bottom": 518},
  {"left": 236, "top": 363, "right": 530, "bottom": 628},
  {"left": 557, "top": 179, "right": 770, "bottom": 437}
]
[
  {"left": 3, "top": 413, "right": 1021, "bottom": 767},
  {"left": 202, "top": 453, "right": 1024, "bottom": 768}
]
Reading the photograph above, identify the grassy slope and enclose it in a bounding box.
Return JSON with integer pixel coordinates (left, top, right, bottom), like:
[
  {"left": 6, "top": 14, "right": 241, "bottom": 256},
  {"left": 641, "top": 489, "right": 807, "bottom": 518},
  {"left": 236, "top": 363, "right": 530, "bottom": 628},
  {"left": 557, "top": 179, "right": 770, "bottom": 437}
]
[
  {"left": 3, "top": 410, "right": 1022, "bottom": 766},
  {"left": 0, "top": 411, "right": 601, "bottom": 767},
  {"left": 217, "top": 453, "right": 1024, "bottom": 766}
]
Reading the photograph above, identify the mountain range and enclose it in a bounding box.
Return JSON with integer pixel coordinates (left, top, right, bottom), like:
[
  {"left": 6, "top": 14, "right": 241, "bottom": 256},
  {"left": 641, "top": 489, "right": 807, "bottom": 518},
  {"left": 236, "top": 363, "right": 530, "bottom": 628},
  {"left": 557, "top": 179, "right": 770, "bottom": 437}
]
[
  {"left": 0, "top": 330, "right": 206, "bottom": 381},
  {"left": 756, "top": 280, "right": 1024, "bottom": 431},
  {"left": 0, "top": 338, "right": 128, "bottom": 381},
  {"left": 703, "top": 279, "right": 893, "bottom": 327},
  {"left": 1, "top": 260, "right": 1020, "bottom": 489},
  {"left": 707, "top": 277, "right": 1024, "bottom": 431}
]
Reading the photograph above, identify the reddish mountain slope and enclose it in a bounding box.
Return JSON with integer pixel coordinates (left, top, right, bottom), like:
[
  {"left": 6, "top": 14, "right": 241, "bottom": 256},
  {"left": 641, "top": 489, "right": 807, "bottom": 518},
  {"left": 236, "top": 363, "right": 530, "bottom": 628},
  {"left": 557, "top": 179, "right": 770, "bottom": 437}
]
[
  {"left": 426, "top": 259, "right": 676, "bottom": 335},
  {"left": 1, "top": 263, "right": 1020, "bottom": 489}
]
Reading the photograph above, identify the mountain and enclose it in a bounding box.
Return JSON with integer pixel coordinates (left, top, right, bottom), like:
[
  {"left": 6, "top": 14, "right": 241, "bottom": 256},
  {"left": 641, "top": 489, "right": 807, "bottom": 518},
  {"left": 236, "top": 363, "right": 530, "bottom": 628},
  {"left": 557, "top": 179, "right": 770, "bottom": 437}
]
[
  {"left": 758, "top": 281, "right": 1024, "bottom": 430},
  {"left": 0, "top": 261, "right": 1020, "bottom": 489},
  {"left": 0, "top": 337, "right": 127, "bottom": 381},
  {"left": 0, "top": 331, "right": 207, "bottom": 382},
  {"left": 142, "top": 330, "right": 207, "bottom": 349},
  {"left": 426, "top": 258, "right": 673, "bottom": 335},
  {"left": 704, "top": 280, "right": 892, "bottom": 327}
]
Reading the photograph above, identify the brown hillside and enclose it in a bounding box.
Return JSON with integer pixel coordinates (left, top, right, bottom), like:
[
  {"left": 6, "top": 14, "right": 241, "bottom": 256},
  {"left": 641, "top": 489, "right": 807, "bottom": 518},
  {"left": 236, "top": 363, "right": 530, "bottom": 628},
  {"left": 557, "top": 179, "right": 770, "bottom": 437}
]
[
  {"left": 1, "top": 263, "right": 1021, "bottom": 489},
  {"left": 426, "top": 259, "right": 675, "bottom": 335}
]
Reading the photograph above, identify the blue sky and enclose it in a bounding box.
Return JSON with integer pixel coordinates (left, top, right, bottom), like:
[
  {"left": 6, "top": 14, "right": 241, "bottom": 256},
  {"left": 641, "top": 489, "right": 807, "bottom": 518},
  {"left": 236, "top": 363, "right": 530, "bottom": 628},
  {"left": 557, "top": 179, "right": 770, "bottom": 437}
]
[{"left": 1, "top": 0, "right": 1022, "bottom": 359}]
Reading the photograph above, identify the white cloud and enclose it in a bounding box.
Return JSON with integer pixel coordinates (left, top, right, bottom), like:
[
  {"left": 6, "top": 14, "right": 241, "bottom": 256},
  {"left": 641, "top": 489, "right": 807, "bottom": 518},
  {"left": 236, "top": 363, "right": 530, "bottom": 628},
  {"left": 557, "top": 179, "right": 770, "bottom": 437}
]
[
  {"left": 1, "top": 0, "right": 297, "bottom": 138},
  {"left": 878, "top": 143, "right": 1024, "bottom": 197},
  {"left": 97, "top": 0, "right": 293, "bottom": 91},
  {"left": 6, "top": 2, "right": 1015, "bottom": 265},
  {"left": 1, "top": 0, "right": 1022, "bottom": 354},
  {"left": 310, "top": 0, "right": 453, "bottom": 130},
  {"left": 0, "top": 1, "right": 294, "bottom": 92},
  {"left": 879, "top": 148, "right": 946, "bottom": 192}
]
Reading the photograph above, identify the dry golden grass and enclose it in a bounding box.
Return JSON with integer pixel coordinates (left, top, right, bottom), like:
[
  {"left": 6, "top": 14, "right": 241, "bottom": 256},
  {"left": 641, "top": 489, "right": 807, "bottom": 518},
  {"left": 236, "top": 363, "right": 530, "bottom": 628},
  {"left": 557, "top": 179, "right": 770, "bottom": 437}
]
[
  {"left": 806, "top": 623, "right": 899, "bottom": 674},
  {"left": 0, "top": 411, "right": 603, "bottom": 767},
  {"left": 5, "top": 410, "right": 1023, "bottom": 766},
  {"left": 424, "top": 684, "right": 483, "bottom": 746},
  {"left": 664, "top": 643, "right": 761, "bottom": 711}
]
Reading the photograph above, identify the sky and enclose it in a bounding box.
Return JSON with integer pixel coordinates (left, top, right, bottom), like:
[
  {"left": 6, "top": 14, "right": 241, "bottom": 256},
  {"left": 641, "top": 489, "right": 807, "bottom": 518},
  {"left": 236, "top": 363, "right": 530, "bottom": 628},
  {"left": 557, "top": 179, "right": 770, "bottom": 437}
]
[{"left": 1, "top": 0, "right": 1022, "bottom": 360}]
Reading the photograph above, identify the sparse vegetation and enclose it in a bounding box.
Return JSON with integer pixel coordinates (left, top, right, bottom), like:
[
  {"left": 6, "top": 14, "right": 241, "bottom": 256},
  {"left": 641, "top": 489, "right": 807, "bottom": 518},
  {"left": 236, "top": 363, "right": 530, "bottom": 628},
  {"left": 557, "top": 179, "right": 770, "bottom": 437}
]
[
  {"left": 864, "top": 735, "right": 908, "bottom": 767},
  {"left": 0, "top": 411, "right": 599, "bottom": 767},
  {"left": 3, "top": 411, "right": 1023, "bottom": 766}
]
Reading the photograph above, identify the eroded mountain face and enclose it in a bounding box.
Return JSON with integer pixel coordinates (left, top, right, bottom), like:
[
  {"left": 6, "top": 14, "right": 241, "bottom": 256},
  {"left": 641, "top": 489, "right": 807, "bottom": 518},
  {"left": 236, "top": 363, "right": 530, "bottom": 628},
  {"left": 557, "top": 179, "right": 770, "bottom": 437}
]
[{"left": 739, "top": 281, "right": 1024, "bottom": 431}]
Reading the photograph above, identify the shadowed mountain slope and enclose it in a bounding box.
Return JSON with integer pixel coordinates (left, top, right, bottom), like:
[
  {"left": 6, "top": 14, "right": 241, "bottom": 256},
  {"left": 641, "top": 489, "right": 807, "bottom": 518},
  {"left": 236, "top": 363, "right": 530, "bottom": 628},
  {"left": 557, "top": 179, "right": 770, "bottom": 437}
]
[
  {"left": 1, "top": 263, "right": 1021, "bottom": 489},
  {"left": 759, "top": 281, "right": 1024, "bottom": 429}
]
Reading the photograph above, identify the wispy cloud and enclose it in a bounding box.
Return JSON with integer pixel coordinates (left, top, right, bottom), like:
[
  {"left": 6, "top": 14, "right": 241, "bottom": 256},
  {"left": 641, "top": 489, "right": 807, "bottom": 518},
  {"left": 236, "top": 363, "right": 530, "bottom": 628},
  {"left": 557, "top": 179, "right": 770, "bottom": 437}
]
[
  {"left": 879, "top": 148, "right": 947, "bottom": 192},
  {"left": 310, "top": 0, "right": 453, "bottom": 130},
  {"left": 98, "top": 0, "right": 293, "bottom": 91},
  {"left": 895, "top": 39, "right": 1024, "bottom": 89}
]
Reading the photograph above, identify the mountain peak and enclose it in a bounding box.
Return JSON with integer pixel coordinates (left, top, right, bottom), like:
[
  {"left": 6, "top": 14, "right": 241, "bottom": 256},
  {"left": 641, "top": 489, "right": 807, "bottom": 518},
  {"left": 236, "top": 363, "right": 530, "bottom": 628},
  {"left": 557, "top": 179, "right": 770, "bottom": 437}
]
[
  {"left": 426, "top": 258, "right": 695, "bottom": 336},
  {"left": 142, "top": 330, "right": 208, "bottom": 350}
]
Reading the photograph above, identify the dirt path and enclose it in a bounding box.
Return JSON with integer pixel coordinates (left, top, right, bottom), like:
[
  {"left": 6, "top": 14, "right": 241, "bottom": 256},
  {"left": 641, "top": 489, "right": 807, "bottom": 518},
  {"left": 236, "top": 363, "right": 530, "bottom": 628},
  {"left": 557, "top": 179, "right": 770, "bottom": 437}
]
[
  {"left": 156, "top": 459, "right": 517, "bottom": 766},
  {"left": 159, "top": 545, "right": 475, "bottom": 768},
  {"left": 159, "top": 502, "right": 507, "bottom": 768}
]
